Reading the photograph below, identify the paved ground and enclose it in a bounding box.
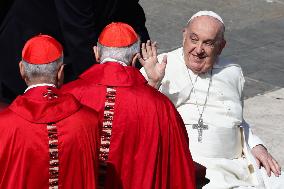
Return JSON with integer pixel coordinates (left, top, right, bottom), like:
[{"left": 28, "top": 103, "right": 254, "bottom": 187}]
[
  {"left": 244, "top": 89, "right": 284, "bottom": 167},
  {"left": 140, "top": 0, "right": 284, "bottom": 167}
]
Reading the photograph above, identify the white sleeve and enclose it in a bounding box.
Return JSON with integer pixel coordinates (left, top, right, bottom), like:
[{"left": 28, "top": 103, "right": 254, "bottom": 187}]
[
  {"left": 139, "top": 67, "right": 163, "bottom": 89},
  {"left": 140, "top": 67, "right": 149, "bottom": 80},
  {"left": 241, "top": 120, "right": 265, "bottom": 148},
  {"left": 238, "top": 67, "right": 264, "bottom": 149}
]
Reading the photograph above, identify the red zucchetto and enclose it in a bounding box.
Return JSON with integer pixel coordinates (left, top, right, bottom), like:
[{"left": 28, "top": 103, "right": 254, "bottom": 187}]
[
  {"left": 22, "top": 34, "right": 63, "bottom": 64},
  {"left": 98, "top": 22, "right": 138, "bottom": 47}
]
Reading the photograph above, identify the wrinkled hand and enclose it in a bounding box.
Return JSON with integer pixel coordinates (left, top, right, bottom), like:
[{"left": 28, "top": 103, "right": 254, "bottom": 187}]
[
  {"left": 251, "top": 144, "right": 281, "bottom": 177},
  {"left": 138, "top": 40, "right": 167, "bottom": 88}
]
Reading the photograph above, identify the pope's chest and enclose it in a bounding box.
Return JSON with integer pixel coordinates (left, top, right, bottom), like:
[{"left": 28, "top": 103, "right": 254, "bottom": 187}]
[{"left": 177, "top": 76, "right": 243, "bottom": 126}]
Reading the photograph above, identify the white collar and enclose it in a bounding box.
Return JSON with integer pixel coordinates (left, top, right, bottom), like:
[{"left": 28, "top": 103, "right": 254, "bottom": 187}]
[
  {"left": 25, "top": 83, "right": 56, "bottom": 93},
  {"left": 100, "top": 58, "right": 128, "bottom": 66}
]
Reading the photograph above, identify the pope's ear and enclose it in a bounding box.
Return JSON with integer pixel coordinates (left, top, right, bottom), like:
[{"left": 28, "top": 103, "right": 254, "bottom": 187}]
[
  {"left": 217, "top": 39, "right": 226, "bottom": 55},
  {"left": 93, "top": 46, "right": 100, "bottom": 63},
  {"left": 182, "top": 28, "right": 187, "bottom": 46}
]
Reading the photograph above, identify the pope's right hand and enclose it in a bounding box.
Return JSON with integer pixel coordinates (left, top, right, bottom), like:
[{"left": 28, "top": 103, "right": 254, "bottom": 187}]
[
  {"left": 252, "top": 144, "right": 281, "bottom": 177},
  {"left": 138, "top": 40, "right": 167, "bottom": 89}
]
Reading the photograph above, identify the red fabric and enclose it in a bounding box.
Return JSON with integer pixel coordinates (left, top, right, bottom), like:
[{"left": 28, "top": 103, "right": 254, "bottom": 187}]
[
  {"left": 0, "top": 86, "right": 99, "bottom": 189},
  {"left": 22, "top": 34, "right": 63, "bottom": 64},
  {"left": 62, "top": 62, "right": 196, "bottom": 189},
  {"left": 98, "top": 22, "right": 138, "bottom": 47}
]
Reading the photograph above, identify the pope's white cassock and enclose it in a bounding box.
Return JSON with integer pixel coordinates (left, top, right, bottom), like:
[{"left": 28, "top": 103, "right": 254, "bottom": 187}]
[{"left": 141, "top": 47, "right": 284, "bottom": 189}]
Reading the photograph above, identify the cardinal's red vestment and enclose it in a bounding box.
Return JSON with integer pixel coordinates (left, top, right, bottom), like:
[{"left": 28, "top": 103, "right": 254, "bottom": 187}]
[
  {"left": 62, "top": 62, "right": 196, "bottom": 189},
  {"left": 0, "top": 86, "right": 99, "bottom": 189}
]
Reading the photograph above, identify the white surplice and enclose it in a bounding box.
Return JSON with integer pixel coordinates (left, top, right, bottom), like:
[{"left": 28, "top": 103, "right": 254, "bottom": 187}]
[{"left": 141, "top": 47, "right": 283, "bottom": 189}]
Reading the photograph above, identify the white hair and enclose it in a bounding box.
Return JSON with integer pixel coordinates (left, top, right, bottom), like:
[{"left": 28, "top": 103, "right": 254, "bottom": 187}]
[
  {"left": 97, "top": 40, "right": 140, "bottom": 65},
  {"left": 22, "top": 57, "right": 63, "bottom": 83}
]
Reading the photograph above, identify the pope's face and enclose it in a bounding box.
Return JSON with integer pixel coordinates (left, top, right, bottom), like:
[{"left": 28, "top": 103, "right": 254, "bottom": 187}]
[{"left": 182, "top": 16, "right": 226, "bottom": 74}]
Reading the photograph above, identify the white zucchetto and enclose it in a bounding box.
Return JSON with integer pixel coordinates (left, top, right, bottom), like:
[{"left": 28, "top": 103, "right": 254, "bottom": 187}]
[{"left": 188, "top": 10, "right": 224, "bottom": 24}]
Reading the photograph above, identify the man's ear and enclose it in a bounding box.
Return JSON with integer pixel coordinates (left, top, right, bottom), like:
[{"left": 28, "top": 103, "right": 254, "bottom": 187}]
[
  {"left": 57, "top": 64, "right": 65, "bottom": 88},
  {"left": 217, "top": 39, "right": 226, "bottom": 55},
  {"left": 93, "top": 46, "right": 100, "bottom": 63},
  {"left": 131, "top": 53, "right": 139, "bottom": 67},
  {"left": 182, "top": 28, "right": 187, "bottom": 46},
  {"left": 19, "top": 61, "right": 26, "bottom": 80}
]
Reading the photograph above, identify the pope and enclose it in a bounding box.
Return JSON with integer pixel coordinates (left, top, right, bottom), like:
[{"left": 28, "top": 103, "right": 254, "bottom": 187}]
[{"left": 140, "top": 10, "right": 284, "bottom": 189}]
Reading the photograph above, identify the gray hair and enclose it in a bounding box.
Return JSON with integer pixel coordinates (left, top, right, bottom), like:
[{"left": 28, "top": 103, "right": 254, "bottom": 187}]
[
  {"left": 22, "top": 57, "right": 63, "bottom": 83},
  {"left": 97, "top": 40, "right": 140, "bottom": 65}
]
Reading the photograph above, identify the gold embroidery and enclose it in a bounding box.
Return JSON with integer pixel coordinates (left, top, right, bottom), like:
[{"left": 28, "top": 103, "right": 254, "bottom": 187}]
[
  {"left": 47, "top": 123, "right": 59, "bottom": 189},
  {"left": 98, "top": 87, "right": 117, "bottom": 189}
]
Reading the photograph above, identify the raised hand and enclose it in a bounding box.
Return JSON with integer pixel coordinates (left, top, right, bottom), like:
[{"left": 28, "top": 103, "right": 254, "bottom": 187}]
[{"left": 138, "top": 40, "right": 167, "bottom": 88}]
